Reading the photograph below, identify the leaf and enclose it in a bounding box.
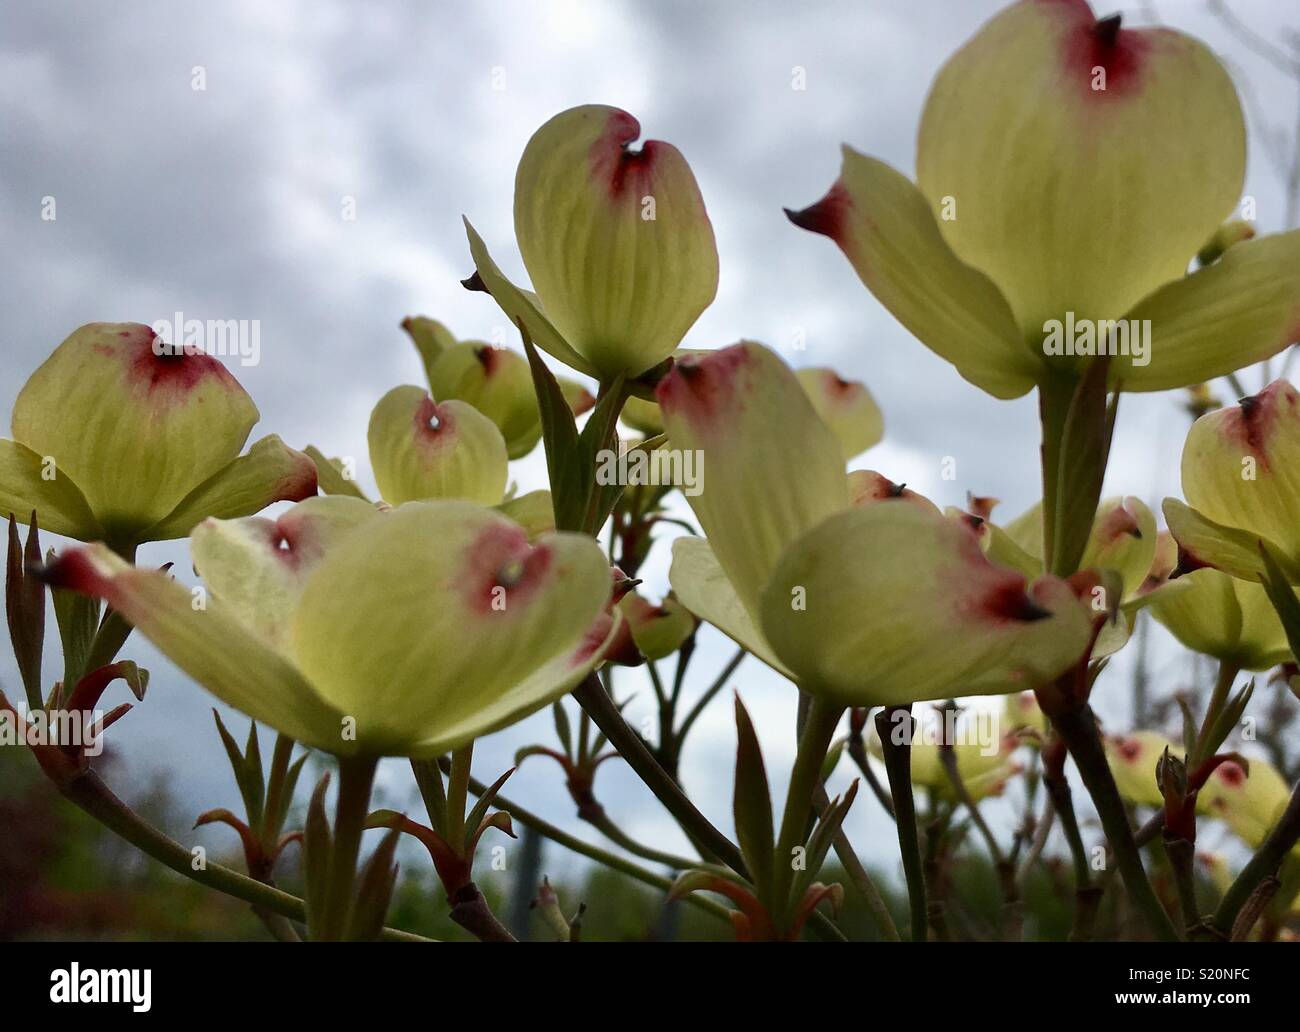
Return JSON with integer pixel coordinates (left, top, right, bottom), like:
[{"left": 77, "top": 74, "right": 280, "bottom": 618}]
[
  {"left": 573, "top": 374, "right": 628, "bottom": 532},
  {"left": 212, "top": 709, "right": 264, "bottom": 825},
  {"left": 1258, "top": 542, "right": 1300, "bottom": 663},
  {"left": 304, "top": 445, "right": 370, "bottom": 500},
  {"left": 732, "top": 695, "right": 774, "bottom": 902},
  {"left": 552, "top": 700, "right": 574, "bottom": 757},
  {"left": 793, "top": 782, "right": 859, "bottom": 904},
  {"left": 464, "top": 767, "right": 515, "bottom": 841},
  {"left": 272, "top": 751, "right": 309, "bottom": 838},
  {"left": 522, "top": 332, "right": 585, "bottom": 531},
  {"left": 52, "top": 575, "right": 100, "bottom": 693},
  {"left": 345, "top": 827, "right": 402, "bottom": 941},
  {"left": 303, "top": 772, "right": 333, "bottom": 937}
]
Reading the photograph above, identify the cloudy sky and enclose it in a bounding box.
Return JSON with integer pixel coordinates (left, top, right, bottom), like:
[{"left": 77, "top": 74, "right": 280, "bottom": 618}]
[{"left": 2, "top": 0, "right": 1297, "bottom": 894}]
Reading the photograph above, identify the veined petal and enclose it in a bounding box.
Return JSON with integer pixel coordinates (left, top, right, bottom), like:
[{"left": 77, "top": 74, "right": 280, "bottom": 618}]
[
  {"left": 145, "top": 435, "right": 318, "bottom": 541},
  {"left": 1118, "top": 230, "right": 1300, "bottom": 390},
  {"left": 406, "top": 607, "right": 622, "bottom": 759},
  {"left": 12, "top": 323, "right": 259, "bottom": 542},
  {"left": 428, "top": 342, "right": 542, "bottom": 460},
  {"left": 1162, "top": 497, "right": 1292, "bottom": 582},
  {"left": 514, "top": 105, "right": 718, "bottom": 379},
  {"left": 289, "top": 502, "right": 611, "bottom": 754},
  {"left": 368, "top": 386, "right": 507, "bottom": 506},
  {"left": 39, "top": 544, "right": 342, "bottom": 752},
  {"left": 401, "top": 316, "right": 457, "bottom": 383},
  {"left": 462, "top": 218, "right": 598, "bottom": 377},
  {"left": 786, "top": 149, "right": 1034, "bottom": 399},
  {"left": 1149, "top": 568, "right": 1288, "bottom": 671},
  {"left": 190, "top": 496, "right": 381, "bottom": 646},
  {"left": 0, "top": 438, "right": 102, "bottom": 539},
  {"left": 758, "top": 503, "right": 1092, "bottom": 706},
  {"left": 1181, "top": 380, "right": 1300, "bottom": 568},
  {"left": 656, "top": 343, "right": 849, "bottom": 618},
  {"left": 303, "top": 445, "right": 370, "bottom": 500},
  {"left": 495, "top": 489, "right": 555, "bottom": 540},
  {"left": 917, "top": 0, "right": 1243, "bottom": 338},
  {"left": 669, "top": 536, "right": 792, "bottom": 678},
  {"left": 795, "top": 368, "right": 884, "bottom": 460}
]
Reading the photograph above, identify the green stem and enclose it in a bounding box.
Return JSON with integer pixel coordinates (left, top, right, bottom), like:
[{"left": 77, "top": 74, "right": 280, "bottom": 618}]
[
  {"left": 675, "top": 647, "right": 746, "bottom": 745},
  {"left": 875, "top": 705, "right": 928, "bottom": 941},
  {"left": 938, "top": 739, "right": 1020, "bottom": 935},
  {"left": 59, "top": 768, "right": 428, "bottom": 941},
  {"left": 1050, "top": 704, "right": 1180, "bottom": 941},
  {"left": 1192, "top": 660, "right": 1240, "bottom": 765},
  {"left": 572, "top": 672, "right": 746, "bottom": 874},
  {"left": 317, "top": 754, "right": 378, "bottom": 941},
  {"left": 772, "top": 696, "right": 843, "bottom": 923},
  {"left": 1164, "top": 833, "right": 1202, "bottom": 934},
  {"left": 446, "top": 742, "right": 473, "bottom": 849},
  {"left": 582, "top": 808, "right": 700, "bottom": 870},
  {"left": 1041, "top": 747, "right": 1099, "bottom": 940},
  {"left": 451, "top": 762, "right": 734, "bottom": 925},
  {"left": 1037, "top": 372, "right": 1076, "bottom": 572},
  {"left": 812, "top": 784, "right": 900, "bottom": 941}
]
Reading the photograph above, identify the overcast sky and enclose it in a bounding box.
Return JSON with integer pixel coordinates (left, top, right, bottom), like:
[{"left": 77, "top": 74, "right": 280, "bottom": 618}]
[{"left": 2, "top": 0, "right": 1296, "bottom": 890}]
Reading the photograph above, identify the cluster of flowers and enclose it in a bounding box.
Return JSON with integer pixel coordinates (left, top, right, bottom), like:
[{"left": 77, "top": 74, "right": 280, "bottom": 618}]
[{"left": 3, "top": 0, "right": 1299, "bottom": 941}]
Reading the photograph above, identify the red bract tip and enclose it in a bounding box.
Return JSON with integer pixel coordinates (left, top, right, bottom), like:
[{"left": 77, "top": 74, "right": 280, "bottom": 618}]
[
  {"left": 980, "top": 579, "right": 1053, "bottom": 624},
  {"left": 588, "top": 108, "right": 660, "bottom": 199},
  {"left": 655, "top": 344, "right": 754, "bottom": 430},
  {"left": 784, "top": 181, "right": 851, "bottom": 244},
  {"left": 1050, "top": 2, "right": 1153, "bottom": 99}
]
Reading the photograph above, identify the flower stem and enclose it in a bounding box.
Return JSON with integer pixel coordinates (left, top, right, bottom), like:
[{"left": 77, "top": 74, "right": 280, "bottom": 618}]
[
  {"left": 812, "top": 784, "right": 901, "bottom": 941},
  {"left": 450, "top": 760, "right": 734, "bottom": 925},
  {"left": 675, "top": 646, "right": 746, "bottom": 744},
  {"left": 572, "top": 672, "right": 747, "bottom": 875},
  {"left": 58, "top": 767, "right": 429, "bottom": 941},
  {"left": 772, "top": 695, "right": 843, "bottom": 924},
  {"left": 875, "top": 705, "right": 928, "bottom": 941},
  {"left": 581, "top": 807, "right": 701, "bottom": 870},
  {"left": 316, "top": 754, "right": 378, "bottom": 941},
  {"left": 1191, "top": 659, "right": 1240, "bottom": 765},
  {"left": 1049, "top": 703, "right": 1180, "bottom": 941}
]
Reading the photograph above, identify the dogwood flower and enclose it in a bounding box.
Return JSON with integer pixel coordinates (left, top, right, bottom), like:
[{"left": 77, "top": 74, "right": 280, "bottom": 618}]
[
  {"left": 1165, "top": 379, "right": 1300, "bottom": 582},
  {"left": 786, "top": 0, "right": 1300, "bottom": 399},
  {"left": 660, "top": 341, "right": 1091, "bottom": 705},
  {"left": 464, "top": 105, "right": 719, "bottom": 382},
  {"left": 40, "top": 499, "right": 615, "bottom": 757},
  {"left": 0, "top": 323, "right": 316, "bottom": 550}
]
